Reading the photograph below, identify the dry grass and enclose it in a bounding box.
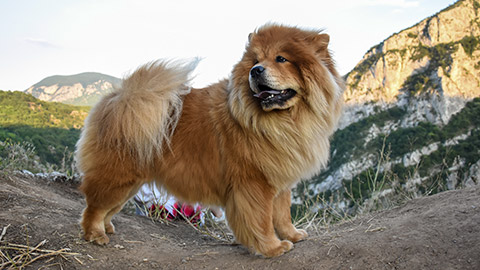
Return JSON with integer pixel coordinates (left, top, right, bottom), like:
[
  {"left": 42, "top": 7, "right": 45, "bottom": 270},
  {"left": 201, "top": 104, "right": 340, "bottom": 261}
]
[
  {"left": 0, "top": 141, "right": 47, "bottom": 174},
  {"left": 0, "top": 224, "right": 81, "bottom": 270},
  {"left": 131, "top": 196, "right": 234, "bottom": 244},
  {"left": 292, "top": 136, "right": 453, "bottom": 235}
]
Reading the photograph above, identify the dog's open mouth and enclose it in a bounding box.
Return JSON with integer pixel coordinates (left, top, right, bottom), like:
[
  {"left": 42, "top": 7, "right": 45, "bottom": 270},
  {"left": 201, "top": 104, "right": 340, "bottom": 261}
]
[{"left": 253, "top": 85, "right": 297, "bottom": 105}]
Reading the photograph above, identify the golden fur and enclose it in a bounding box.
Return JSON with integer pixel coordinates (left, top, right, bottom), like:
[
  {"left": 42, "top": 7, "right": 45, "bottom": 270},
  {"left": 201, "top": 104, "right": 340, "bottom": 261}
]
[{"left": 76, "top": 24, "right": 344, "bottom": 257}]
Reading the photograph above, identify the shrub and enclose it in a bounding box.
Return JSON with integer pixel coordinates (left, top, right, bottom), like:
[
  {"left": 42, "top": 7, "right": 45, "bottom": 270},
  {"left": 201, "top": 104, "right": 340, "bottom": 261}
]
[{"left": 459, "top": 36, "right": 480, "bottom": 56}]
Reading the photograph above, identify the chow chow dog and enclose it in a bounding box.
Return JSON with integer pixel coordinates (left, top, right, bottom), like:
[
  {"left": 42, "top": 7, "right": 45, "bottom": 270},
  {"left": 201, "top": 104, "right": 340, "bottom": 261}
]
[{"left": 76, "top": 24, "right": 344, "bottom": 257}]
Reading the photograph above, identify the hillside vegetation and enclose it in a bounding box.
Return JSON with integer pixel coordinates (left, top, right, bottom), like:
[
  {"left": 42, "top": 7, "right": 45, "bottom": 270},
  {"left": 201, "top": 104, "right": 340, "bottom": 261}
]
[{"left": 0, "top": 90, "right": 88, "bottom": 170}]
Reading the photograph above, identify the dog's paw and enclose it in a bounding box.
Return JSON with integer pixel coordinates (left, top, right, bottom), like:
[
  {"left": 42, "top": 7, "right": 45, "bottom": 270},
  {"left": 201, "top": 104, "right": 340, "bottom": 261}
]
[
  {"left": 280, "top": 239, "right": 294, "bottom": 252},
  {"left": 262, "top": 240, "right": 293, "bottom": 257},
  {"left": 105, "top": 222, "right": 115, "bottom": 234},
  {"left": 84, "top": 231, "right": 110, "bottom": 245},
  {"left": 288, "top": 229, "right": 308, "bottom": 243}
]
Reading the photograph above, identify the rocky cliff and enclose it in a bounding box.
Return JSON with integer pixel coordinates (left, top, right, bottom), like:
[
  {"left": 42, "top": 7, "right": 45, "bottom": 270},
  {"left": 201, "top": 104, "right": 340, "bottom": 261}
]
[
  {"left": 25, "top": 72, "right": 120, "bottom": 106},
  {"left": 294, "top": 0, "right": 480, "bottom": 209},
  {"left": 341, "top": 0, "right": 480, "bottom": 129}
]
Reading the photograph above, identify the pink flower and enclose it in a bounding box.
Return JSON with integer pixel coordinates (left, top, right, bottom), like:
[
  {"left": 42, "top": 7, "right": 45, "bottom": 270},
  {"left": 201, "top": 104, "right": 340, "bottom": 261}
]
[
  {"left": 174, "top": 202, "right": 203, "bottom": 226},
  {"left": 149, "top": 204, "right": 175, "bottom": 220}
]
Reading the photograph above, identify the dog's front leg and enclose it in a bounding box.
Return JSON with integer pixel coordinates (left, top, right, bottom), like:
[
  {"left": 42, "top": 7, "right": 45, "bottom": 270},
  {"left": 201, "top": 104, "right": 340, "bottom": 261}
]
[
  {"left": 273, "top": 189, "right": 308, "bottom": 243},
  {"left": 225, "top": 181, "right": 293, "bottom": 257}
]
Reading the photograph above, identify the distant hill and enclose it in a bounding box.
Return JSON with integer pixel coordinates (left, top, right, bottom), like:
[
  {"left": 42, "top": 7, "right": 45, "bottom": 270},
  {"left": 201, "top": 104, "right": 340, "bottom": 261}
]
[
  {"left": 25, "top": 72, "right": 121, "bottom": 106},
  {"left": 0, "top": 90, "right": 89, "bottom": 168},
  {"left": 0, "top": 90, "right": 89, "bottom": 129}
]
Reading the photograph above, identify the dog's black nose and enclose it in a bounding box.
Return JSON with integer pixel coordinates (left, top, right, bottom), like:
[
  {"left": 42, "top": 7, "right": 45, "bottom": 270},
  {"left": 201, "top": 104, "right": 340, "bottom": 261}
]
[{"left": 250, "top": 66, "right": 265, "bottom": 78}]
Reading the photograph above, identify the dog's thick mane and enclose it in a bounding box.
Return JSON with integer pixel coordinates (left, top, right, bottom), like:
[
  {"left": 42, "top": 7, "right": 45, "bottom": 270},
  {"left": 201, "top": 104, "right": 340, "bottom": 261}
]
[
  {"left": 224, "top": 29, "right": 344, "bottom": 187},
  {"left": 225, "top": 73, "right": 343, "bottom": 190}
]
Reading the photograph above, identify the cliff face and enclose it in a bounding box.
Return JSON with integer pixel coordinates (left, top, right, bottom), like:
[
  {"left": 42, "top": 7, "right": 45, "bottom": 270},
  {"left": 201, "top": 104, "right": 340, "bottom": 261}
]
[
  {"left": 294, "top": 0, "right": 480, "bottom": 207},
  {"left": 25, "top": 72, "right": 120, "bottom": 106},
  {"left": 341, "top": 0, "right": 480, "bottom": 129}
]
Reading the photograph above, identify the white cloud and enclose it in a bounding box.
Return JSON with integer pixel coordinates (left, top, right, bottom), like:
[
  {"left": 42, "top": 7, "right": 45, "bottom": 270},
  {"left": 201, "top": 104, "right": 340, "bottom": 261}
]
[{"left": 24, "top": 38, "right": 60, "bottom": 49}]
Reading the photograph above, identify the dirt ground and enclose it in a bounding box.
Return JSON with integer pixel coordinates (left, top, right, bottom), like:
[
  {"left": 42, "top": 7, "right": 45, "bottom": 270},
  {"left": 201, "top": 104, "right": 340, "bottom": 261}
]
[{"left": 0, "top": 173, "right": 479, "bottom": 270}]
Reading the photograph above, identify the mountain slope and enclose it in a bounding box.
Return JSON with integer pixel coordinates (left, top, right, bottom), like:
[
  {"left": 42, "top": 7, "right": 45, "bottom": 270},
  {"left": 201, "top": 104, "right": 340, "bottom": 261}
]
[
  {"left": 293, "top": 0, "right": 480, "bottom": 207},
  {"left": 0, "top": 90, "right": 88, "bottom": 129},
  {"left": 0, "top": 90, "right": 88, "bottom": 168},
  {"left": 25, "top": 72, "right": 120, "bottom": 106}
]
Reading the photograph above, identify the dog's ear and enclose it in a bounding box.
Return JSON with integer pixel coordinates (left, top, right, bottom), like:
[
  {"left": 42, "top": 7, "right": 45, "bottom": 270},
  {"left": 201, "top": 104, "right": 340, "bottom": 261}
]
[
  {"left": 317, "top": 33, "right": 330, "bottom": 51},
  {"left": 248, "top": 32, "right": 254, "bottom": 43},
  {"left": 309, "top": 33, "right": 329, "bottom": 53}
]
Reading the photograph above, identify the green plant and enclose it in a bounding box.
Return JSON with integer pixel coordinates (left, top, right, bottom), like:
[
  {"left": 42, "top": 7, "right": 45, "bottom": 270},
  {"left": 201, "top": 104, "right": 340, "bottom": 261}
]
[
  {"left": 348, "top": 52, "right": 383, "bottom": 89},
  {"left": 0, "top": 90, "right": 89, "bottom": 129},
  {"left": 0, "top": 90, "right": 88, "bottom": 169},
  {"left": 404, "top": 41, "right": 459, "bottom": 95},
  {"left": 473, "top": 0, "right": 480, "bottom": 15},
  {"left": 0, "top": 126, "right": 81, "bottom": 168},
  {"left": 403, "top": 72, "right": 436, "bottom": 95},
  {"left": 459, "top": 35, "right": 480, "bottom": 56},
  {"left": 474, "top": 60, "right": 480, "bottom": 69},
  {"left": 407, "top": 32, "right": 418, "bottom": 39}
]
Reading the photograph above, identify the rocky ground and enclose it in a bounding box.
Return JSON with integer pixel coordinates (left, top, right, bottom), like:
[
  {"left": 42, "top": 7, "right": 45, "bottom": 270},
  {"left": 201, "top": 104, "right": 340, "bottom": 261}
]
[{"left": 0, "top": 172, "right": 479, "bottom": 269}]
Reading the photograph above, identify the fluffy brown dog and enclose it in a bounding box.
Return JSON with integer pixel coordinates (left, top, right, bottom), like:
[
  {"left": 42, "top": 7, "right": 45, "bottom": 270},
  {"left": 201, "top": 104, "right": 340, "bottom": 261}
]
[{"left": 76, "top": 24, "right": 344, "bottom": 257}]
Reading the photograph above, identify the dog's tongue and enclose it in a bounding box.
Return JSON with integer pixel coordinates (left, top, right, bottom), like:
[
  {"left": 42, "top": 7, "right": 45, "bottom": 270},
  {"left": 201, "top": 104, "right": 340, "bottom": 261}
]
[{"left": 253, "top": 90, "right": 281, "bottom": 99}]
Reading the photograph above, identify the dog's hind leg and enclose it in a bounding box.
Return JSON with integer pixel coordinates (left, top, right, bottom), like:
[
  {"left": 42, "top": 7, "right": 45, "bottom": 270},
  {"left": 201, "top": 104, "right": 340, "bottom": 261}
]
[
  {"left": 272, "top": 189, "right": 308, "bottom": 243},
  {"left": 103, "top": 183, "right": 143, "bottom": 234},
  {"left": 225, "top": 182, "right": 293, "bottom": 257},
  {"left": 80, "top": 175, "right": 141, "bottom": 245},
  {"left": 81, "top": 204, "right": 111, "bottom": 245}
]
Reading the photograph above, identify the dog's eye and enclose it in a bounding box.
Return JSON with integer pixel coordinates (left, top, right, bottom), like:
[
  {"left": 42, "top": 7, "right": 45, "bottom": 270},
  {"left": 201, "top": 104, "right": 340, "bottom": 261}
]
[{"left": 276, "top": 56, "right": 287, "bottom": 63}]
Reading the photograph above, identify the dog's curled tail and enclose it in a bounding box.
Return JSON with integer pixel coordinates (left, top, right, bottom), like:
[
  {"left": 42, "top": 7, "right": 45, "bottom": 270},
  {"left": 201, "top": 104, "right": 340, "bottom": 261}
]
[{"left": 77, "top": 60, "right": 197, "bottom": 169}]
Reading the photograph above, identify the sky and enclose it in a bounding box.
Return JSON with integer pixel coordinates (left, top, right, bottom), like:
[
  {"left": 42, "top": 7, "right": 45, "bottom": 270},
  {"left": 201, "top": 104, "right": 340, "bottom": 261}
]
[{"left": 0, "top": 0, "right": 456, "bottom": 91}]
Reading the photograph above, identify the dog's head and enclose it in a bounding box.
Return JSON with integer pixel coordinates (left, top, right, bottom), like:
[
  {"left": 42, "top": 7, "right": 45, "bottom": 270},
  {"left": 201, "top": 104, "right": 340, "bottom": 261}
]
[
  {"left": 248, "top": 56, "right": 299, "bottom": 112},
  {"left": 230, "top": 24, "right": 342, "bottom": 114}
]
